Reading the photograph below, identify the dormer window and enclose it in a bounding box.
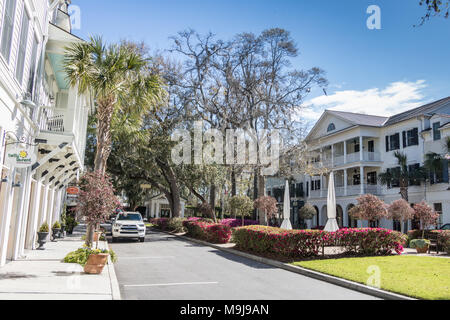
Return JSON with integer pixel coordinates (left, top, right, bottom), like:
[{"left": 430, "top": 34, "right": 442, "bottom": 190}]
[{"left": 327, "top": 123, "right": 336, "bottom": 132}]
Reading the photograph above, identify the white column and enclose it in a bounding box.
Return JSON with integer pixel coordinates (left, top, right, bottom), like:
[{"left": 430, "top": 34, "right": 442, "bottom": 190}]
[
  {"left": 25, "top": 180, "right": 42, "bottom": 250},
  {"left": 359, "top": 136, "right": 364, "bottom": 162},
  {"left": 47, "top": 189, "right": 56, "bottom": 228},
  {"left": 14, "top": 168, "right": 34, "bottom": 259},
  {"left": 360, "top": 166, "right": 364, "bottom": 195},
  {"left": 39, "top": 185, "right": 50, "bottom": 226},
  {"left": 344, "top": 169, "right": 348, "bottom": 196},
  {"left": 0, "top": 169, "right": 15, "bottom": 266},
  {"left": 344, "top": 140, "right": 347, "bottom": 164},
  {"left": 331, "top": 144, "right": 335, "bottom": 167}
]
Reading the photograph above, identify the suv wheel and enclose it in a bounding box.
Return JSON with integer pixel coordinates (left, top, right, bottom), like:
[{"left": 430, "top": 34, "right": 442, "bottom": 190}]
[
  {"left": 139, "top": 237, "right": 145, "bottom": 243},
  {"left": 112, "top": 237, "right": 118, "bottom": 243}
]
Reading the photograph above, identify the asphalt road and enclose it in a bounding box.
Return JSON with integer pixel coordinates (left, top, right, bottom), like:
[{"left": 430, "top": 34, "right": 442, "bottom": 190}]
[{"left": 109, "top": 230, "right": 379, "bottom": 300}]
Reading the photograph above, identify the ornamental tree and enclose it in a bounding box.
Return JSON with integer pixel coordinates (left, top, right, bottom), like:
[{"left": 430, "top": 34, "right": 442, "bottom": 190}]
[
  {"left": 349, "top": 194, "right": 388, "bottom": 225},
  {"left": 387, "top": 199, "right": 415, "bottom": 222},
  {"left": 229, "top": 195, "right": 254, "bottom": 227},
  {"left": 76, "top": 171, "right": 121, "bottom": 247},
  {"left": 299, "top": 203, "right": 317, "bottom": 220},
  {"left": 254, "top": 196, "right": 278, "bottom": 226},
  {"left": 413, "top": 201, "right": 439, "bottom": 238}
]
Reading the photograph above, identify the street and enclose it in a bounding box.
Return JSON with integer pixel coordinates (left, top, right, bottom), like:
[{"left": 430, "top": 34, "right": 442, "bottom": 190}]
[{"left": 109, "top": 230, "right": 379, "bottom": 300}]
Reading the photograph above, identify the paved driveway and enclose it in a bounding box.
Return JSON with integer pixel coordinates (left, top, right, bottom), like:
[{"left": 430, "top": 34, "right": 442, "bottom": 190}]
[{"left": 110, "top": 230, "right": 379, "bottom": 300}]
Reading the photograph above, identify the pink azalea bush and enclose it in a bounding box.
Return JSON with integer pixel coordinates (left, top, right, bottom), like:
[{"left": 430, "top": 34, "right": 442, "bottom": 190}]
[
  {"left": 220, "top": 219, "right": 260, "bottom": 228},
  {"left": 335, "top": 228, "right": 407, "bottom": 255},
  {"left": 232, "top": 226, "right": 331, "bottom": 258},
  {"left": 183, "top": 220, "right": 232, "bottom": 244}
]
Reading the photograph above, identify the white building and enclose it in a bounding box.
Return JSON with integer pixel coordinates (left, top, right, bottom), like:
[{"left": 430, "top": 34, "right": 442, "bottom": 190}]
[
  {"left": 267, "top": 97, "right": 450, "bottom": 231},
  {"left": 0, "top": 0, "right": 91, "bottom": 266},
  {"left": 145, "top": 194, "right": 186, "bottom": 219}
]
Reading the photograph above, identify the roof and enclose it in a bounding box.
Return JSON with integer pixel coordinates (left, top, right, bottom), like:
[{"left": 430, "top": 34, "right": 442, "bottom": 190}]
[
  {"left": 327, "top": 110, "right": 388, "bottom": 127},
  {"left": 383, "top": 96, "right": 450, "bottom": 126}
]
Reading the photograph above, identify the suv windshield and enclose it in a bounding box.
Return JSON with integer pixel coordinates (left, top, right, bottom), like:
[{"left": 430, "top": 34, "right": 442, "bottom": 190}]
[{"left": 117, "top": 213, "right": 142, "bottom": 221}]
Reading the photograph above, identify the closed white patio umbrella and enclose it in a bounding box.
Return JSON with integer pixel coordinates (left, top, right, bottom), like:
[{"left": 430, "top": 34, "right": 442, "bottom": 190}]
[
  {"left": 324, "top": 172, "right": 339, "bottom": 232},
  {"left": 281, "top": 180, "right": 293, "bottom": 230}
]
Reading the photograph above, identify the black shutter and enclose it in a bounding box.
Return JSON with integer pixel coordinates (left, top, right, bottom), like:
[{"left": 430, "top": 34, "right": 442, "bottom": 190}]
[
  {"left": 386, "top": 136, "right": 389, "bottom": 152},
  {"left": 402, "top": 131, "right": 407, "bottom": 148},
  {"left": 413, "top": 128, "right": 419, "bottom": 145},
  {"left": 394, "top": 133, "right": 400, "bottom": 150}
]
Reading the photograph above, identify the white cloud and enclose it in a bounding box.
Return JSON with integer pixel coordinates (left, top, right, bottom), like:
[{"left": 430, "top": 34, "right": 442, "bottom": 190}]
[{"left": 301, "top": 80, "right": 429, "bottom": 121}]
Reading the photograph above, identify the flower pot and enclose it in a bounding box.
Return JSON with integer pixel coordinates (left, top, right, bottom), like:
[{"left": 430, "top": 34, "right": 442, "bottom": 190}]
[
  {"left": 51, "top": 229, "right": 60, "bottom": 242},
  {"left": 59, "top": 225, "right": 66, "bottom": 238},
  {"left": 83, "top": 253, "right": 109, "bottom": 274},
  {"left": 37, "top": 232, "right": 49, "bottom": 250},
  {"left": 416, "top": 246, "right": 429, "bottom": 254}
]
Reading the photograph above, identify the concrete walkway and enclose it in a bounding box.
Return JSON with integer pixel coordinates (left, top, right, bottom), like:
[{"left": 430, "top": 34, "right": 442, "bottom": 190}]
[{"left": 0, "top": 235, "right": 117, "bottom": 300}]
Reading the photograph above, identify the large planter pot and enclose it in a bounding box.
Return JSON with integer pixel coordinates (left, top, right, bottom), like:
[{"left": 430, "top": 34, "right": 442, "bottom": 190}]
[
  {"left": 59, "top": 225, "right": 66, "bottom": 238},
  {"left": 83, "top": 253, "right": 109, "bottom": 274},
  {"left": 51, "top": 228, "right": 60, "bottom": 242},
  {"left": 37, "top": 232, "right": 49, "bottom": 250},
  {"left": 416, "top": 246, "right": 429, "bottom": 254}
]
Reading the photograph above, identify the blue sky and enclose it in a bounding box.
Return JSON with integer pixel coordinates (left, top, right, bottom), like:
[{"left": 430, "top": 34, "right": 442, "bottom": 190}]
[{"left": 71, "top": 0, "right": 450, "bottom": 121}]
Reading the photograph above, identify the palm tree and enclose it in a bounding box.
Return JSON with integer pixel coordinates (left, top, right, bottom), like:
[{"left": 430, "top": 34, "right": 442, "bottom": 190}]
[
  {"left": 63, "top": 37, "right": 164, "bottom": 245},
  {"left": 63, "top": 36, "right": 164, "bottom": 174},
  {"left": 379, "top": 151, "right": 427, "bottom": 202}
]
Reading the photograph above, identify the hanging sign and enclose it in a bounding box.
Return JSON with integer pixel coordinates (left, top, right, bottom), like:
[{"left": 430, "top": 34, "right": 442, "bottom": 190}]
[
  {"left": 66, "top": 187, "right": 80, "bottom": 195},
  {"left": 6, "top": 146, "right": 37, "bottom": 168}
]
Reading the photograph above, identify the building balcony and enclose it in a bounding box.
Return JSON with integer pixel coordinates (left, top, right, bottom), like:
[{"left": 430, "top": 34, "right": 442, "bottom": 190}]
[{"left": 308, "top": 184, "right": 382, "bottom": 199}]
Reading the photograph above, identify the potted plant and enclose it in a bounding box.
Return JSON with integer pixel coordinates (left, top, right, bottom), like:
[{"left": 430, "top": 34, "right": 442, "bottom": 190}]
[
  {"left": 299, "top": 203, "right": 318, "bottom": 228},
  {"left": 52, "top": 221, "right": 61, "bottom": 242},
  {"left": 410, "top": 239, "right": 431, "bottom": 254},
  {"left": 63, "top": 246, "right": 117, "bottom": 275},
  {"left": 65, "top": 215, "right": 78, "bottom": 235},
  {"left": 37, "top": 223, "right": 50, "bottom": 250}
]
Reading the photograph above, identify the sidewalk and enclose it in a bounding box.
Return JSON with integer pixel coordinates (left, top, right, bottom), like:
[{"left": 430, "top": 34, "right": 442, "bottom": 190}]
[{"left": 0, "top": 235, "right": 120, "bottom": 300}]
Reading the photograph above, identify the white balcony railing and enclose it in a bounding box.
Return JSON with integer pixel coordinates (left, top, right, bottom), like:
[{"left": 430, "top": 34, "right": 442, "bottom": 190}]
[
  {"left": 363, "top": 151, "right": 381, "bottom": 162},
  {"left": 308, "top": 184, "right": 382, "bottom": 198}
]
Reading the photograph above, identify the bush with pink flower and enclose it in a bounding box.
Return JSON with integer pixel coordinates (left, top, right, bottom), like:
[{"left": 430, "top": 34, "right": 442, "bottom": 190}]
[
  {"left": 220, "top": 218, "right": 260, "bottom": 228},
  {"left": 335, "top": 228, "right": 407, "bottom": 256},
  {"left": 183, "top": 220, "right": 232, "bottom": 244}
]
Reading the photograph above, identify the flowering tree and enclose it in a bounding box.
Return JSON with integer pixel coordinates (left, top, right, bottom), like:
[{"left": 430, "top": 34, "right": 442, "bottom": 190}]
[
  {"left": 388, "top": 199, "right": 415, "bottom": 222},
  {"left": 413, "top": 201, "right": 439, "bottom": 238},
  {"left": 349, "top": 194, "right": 388, "bottom": 226},
  {"left": 254, "top": 196, "right": 278, "bottom": 226},
  {"left": 76, "top": 171, "right": 120, "bottom": 246},
  {"left": 229, "top": 195, "right": 254, "bottom": 227}
]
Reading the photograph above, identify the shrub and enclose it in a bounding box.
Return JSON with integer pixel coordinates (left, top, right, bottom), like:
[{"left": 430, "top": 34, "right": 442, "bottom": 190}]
[
  {"left": 183, "top": 220, "right": 232, "bottom": 244},
  {"left": 232, "top": 226, "right": 331, "bottom": 258},
  {"left": 335, "top": 228, "right": 407, "bottom": 255},
  {"left": 220, "top": 219, "right": 260, "bottom": 228},
  {"left": 149, "top": 218, "right": 170, "bottom": 231},
  {"left": 39, "top": 223, "right": 49, "bottom": 233},
  {"left": 229, "top": 195, "right": 254, "bottom": 226},
  {"left": 167, "top": 218, "right": 186, "bottom": 233}
]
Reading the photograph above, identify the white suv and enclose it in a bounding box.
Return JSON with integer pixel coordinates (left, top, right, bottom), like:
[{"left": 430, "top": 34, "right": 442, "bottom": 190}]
[{"left": 112, "top": 212, "right": 146, "bottom": 243}]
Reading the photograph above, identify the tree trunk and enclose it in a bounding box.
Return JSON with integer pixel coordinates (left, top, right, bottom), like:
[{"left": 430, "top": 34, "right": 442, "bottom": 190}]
[
  {"left": 87, "top": 96, "right": 115, "bottom": 247},
  {"left": 257, "top": 170, "right": 267, "bottom": 225},
  {"left": 209, "top": 184, "right": 216, "bottom": 221},
  {"left": 231, "top": 169, "right": 237, "bottom": 196}
]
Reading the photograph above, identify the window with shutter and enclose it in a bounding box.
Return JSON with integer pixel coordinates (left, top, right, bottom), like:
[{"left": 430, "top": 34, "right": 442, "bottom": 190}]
[
  {"left": 0, "top": 0, "right": 17, "bottom": 62},
  {"left": 433, "top": 122, "right": 441, "bottom": 141},
  {"left": 27, "top": 35, "right": 38, "bottom": 97},
  {"left": 402, "top": 131, "right": 407, "bottom": 148},
  {"left": 386, "top": 136, "right": 389, "bottom": 152},
  {"left": 15, "top": 7, "right": 30, "bottom": 84}
]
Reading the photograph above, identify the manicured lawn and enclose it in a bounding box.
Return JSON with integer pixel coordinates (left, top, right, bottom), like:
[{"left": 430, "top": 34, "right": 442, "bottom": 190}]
[{"left": 292, "top": 256, "right": 450, "bottom": 300}]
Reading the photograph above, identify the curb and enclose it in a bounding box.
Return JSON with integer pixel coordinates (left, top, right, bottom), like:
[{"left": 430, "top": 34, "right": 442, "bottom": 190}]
[
  {"left": 157, "top": 230, "right": 415, "bottom": 301},
  {"left": 104, "top": 241, "right": 121, "bottom": 300}
]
